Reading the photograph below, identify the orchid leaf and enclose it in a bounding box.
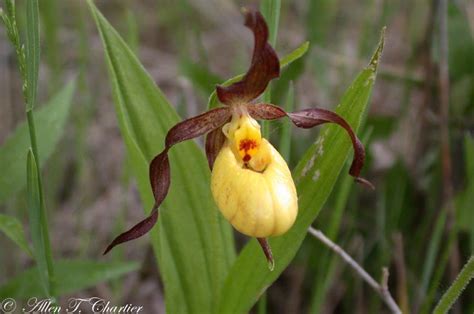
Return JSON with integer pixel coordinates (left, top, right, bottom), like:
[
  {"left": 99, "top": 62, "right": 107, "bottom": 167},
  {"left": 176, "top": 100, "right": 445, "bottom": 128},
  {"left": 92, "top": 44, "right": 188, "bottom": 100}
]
[
  {"left": 217, "top": 29, "right": 385, "bottom": 314},
  {"left": 87, "top": 2, "right": 235, "bottom": 313}
]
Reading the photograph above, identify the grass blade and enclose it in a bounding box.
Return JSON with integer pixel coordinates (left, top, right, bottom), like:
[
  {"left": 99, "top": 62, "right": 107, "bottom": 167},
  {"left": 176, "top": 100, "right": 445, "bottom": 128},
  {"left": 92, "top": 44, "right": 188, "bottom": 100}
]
[
  {"left": 279, "top": 41, "right": 310, "bottom": 69},
  {"left": 260, "top": 0, "right": 281, "bottom": 137},
  {"left": 39, "top": 0, "right": 61, "bottom": 88},
  {"left": 26, "top": 149, "right": 50, "bottom": 296},
  {"left": 420, "top": 218, "right": 460, "bottom": 314},
  {"left": 260, "top": 0, "right": 281, "bottom": 47},
  {"left": 87, "top": 2, "right": 235, "bottom": 313},
  {"left": 217, "top": 29, "right": 384, "bottom": 314},
  {"left": 20, "top": 0, "right": 57, "bottom": 299},
  {"left": 25, "top": 0, "right": 40, "bottom": 110},
  {"left": 458, "top": 134, "right": 474, "bottom": 253},
  {"left": 0, "top": 260, "right": 139, "bottom": 299},
  {"left": 0, "top": 214, "right": 33, "bottom": 257},
  {"left": 0, "top": 81, "right": 76, "bottom": 204},
  {"left": 278, "top": 82, "right": 295, "bottom": 161},
  {"left": 432, "top": 256, "right": 474, "bottom": 314},
  {"left": 420, "top": 210, "right": 447, "bottom": 298}
]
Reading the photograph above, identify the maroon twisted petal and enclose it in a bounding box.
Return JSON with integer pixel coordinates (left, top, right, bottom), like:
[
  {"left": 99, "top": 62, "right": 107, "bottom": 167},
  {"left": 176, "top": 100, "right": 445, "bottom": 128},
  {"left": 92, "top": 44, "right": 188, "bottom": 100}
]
[
  {"left": 104, "top": 107, "right": 231, "bottom": 254},
  {"left": 216, "top": 9, "right": 280, "bottom": 105}
]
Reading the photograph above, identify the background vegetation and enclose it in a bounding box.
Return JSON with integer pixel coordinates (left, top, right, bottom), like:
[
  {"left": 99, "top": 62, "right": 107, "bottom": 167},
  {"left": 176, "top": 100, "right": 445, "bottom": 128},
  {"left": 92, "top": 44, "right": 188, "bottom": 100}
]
[{"left": 0, "top": 0, "right": 473, "bottom": 313}]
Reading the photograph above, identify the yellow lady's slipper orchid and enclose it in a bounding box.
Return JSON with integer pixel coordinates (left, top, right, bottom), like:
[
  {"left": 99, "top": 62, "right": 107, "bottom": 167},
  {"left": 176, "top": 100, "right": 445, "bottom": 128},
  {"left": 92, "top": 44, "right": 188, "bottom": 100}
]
[
  {"left": 104, "top": 8, "right": 372, "bottom": 268},
  {"left": 211, "top": 112, "right": 298, "bottom": 238}
]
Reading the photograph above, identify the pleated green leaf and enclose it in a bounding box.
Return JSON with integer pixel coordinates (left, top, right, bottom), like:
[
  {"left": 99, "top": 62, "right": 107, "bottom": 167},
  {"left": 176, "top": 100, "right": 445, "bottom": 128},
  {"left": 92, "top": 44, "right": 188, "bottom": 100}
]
[
  {"left": 86, "top": 2, "right": 235, "bottom": 313},
  {"left": 217, "top": 29, "right": 385, "bottom": 314}
]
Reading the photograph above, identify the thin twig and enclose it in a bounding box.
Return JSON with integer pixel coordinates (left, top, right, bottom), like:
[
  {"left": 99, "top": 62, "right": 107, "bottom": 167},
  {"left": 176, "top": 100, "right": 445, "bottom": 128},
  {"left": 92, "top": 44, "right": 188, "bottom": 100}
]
[{"left": 308, "top": 227, "right": 402, "bottom": 314}]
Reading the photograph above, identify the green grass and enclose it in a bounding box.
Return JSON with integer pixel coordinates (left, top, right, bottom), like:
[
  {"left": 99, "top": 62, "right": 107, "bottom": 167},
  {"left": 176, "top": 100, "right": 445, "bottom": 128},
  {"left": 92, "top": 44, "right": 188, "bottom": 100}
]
[{"left": 433, "top": 256, "right": 474, "bottom": 314}]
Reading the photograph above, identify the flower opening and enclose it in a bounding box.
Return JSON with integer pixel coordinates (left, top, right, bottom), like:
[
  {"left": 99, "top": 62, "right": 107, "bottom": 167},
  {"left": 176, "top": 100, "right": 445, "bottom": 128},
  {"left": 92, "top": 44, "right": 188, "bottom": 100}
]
[{"left": 222, "top": 112, "right": 271, "bottom": 172}]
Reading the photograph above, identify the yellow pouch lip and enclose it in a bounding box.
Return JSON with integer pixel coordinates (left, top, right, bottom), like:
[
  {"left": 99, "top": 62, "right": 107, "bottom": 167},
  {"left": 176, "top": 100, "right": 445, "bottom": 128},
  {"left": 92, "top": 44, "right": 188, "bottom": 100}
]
[{"left": 211, "top": 139, "right": 298, "bottom": 238}]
